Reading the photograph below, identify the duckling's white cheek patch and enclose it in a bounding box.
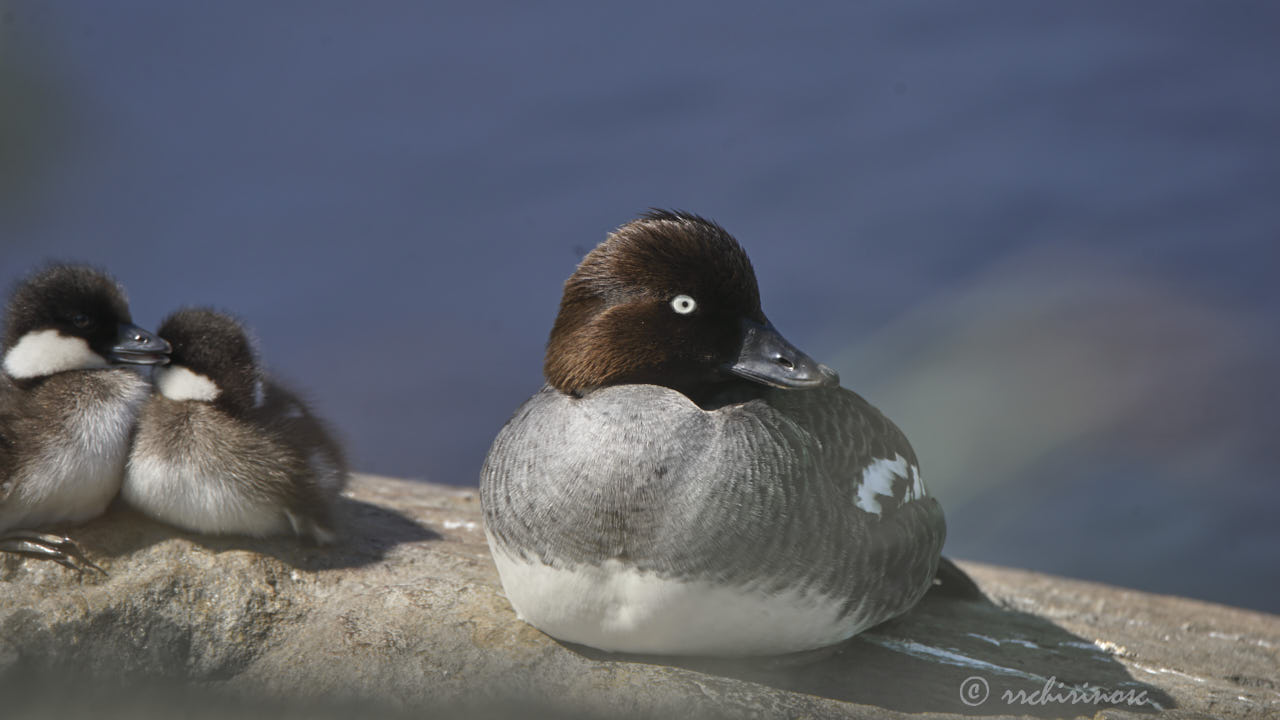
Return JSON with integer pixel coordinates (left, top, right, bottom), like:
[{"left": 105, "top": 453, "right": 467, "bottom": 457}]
[
  {"left": 854, "top": 454, "right": 924, "bottom": 515},
  {"left": 156, "top": 365, "right": 221, "bottom": 402},
  {"left": 3, "top": 329, "right": 109, "bottom": 379}
]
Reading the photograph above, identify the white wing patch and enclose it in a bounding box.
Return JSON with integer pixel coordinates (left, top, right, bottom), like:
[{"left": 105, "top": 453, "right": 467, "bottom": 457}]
[
  {"left": 855, "top": 454, "right": 924, "bottom": 515},
  {"left": 3, "top": 330, "right": 108, "bottom": 379},
  {"left": 155, "top": 365, "right": 221, "bottom": 402}
]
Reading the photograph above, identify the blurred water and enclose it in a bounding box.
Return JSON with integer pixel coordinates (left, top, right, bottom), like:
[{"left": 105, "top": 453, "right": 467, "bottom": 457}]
[{"left": 1, "top": 1, "right": 1276, "bottom": 611}]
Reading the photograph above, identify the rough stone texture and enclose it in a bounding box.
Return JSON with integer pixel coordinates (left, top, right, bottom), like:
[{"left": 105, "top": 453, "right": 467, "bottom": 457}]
[{"left": 2, "top": 474, "right": 1276, "bottom": 719}]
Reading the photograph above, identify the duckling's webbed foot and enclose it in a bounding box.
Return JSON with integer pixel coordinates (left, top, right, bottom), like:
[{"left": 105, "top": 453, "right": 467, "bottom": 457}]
[
  {"left": 284, "top": 509, "right": 338, "bottom": 546},
  {"left": 0, "top": 530, "right": 106, "bottom": 574}
]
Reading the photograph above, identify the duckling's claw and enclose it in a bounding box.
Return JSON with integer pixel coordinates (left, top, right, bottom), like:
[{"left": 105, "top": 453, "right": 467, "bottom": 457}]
[{"left": 0, "top": 530, "right": 107, "bottom": 575}]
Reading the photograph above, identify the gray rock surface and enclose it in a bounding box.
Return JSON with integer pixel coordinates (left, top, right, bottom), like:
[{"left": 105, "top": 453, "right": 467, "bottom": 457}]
[{"left": 2, "top": 474, "right": 1276, "bottom": 719}]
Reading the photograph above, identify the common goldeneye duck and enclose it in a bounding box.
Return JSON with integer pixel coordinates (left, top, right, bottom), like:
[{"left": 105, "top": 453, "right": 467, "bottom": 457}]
[
  {"left": 481, "top": 210, "right": 946, "bottom": 656},
  {"left": 0, "top": 264, "right": 170, "bottom": 571},
  {"left": 122, "top": 308, "right": 348, "bottom": 544}
]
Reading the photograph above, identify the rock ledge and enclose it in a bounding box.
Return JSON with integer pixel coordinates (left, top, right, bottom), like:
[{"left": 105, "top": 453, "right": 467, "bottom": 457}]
[{"left": 3, "top": 474, "right": 1277, "bottom": 719}]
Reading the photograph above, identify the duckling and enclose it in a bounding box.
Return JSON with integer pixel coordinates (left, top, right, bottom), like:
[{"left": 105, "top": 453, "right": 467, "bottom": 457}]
[
  {"left": 481, "top": 210, "right": 946, "bottom": 656},
  {"left": 122, "top": 308, "right": 347, "bottom": 544},
  {"left": 0, "top": 264, "right": 170, "bottom": 571}
]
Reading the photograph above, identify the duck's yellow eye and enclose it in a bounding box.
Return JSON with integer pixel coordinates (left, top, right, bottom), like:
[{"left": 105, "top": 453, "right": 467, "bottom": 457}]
[{"left": 670, "top": 295, "right": 697, "bottom": 315}]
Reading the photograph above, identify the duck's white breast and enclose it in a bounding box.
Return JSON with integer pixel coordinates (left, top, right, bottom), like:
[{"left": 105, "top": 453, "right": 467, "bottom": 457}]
[{"left": 490, "top": 540, "right": 878, "bottom": 656}]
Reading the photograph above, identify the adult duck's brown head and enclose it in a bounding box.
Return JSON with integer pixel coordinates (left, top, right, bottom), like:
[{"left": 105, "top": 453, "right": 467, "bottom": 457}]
[{"left": 544, "top": 210, "right": 839, "bottom": 400}]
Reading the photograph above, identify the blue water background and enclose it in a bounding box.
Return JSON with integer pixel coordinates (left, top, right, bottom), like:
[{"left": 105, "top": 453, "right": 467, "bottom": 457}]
[{"left": 2, "top": 1, "right": 1277, "bottom": 612}]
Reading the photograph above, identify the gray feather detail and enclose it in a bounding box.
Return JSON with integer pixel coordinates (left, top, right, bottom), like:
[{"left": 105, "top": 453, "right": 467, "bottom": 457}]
[{"left": 481, "top": 384, "right": 945, "bottom": 620}]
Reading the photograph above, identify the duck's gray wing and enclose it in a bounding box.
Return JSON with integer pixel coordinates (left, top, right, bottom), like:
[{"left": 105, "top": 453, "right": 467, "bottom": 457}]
[
  {"left": 483, "top": 384, "right": 943, "bottom": 620},
  {"left": 756, "top": 386, "right": 947, "bottom": 615}
]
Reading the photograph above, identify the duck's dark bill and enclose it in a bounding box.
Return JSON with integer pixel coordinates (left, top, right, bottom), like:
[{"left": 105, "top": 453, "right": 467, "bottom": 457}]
[
  {"left": 109, "top": 323, "right": 172, "bottom": 365},
  {"left": 727, "top": 319, "right": 840, "bottom": 389}
]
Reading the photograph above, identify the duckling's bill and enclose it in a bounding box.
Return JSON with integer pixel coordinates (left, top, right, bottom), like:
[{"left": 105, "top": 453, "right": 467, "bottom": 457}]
[{"left": 107, "top": 323, "right": 171, "bottom": 365}]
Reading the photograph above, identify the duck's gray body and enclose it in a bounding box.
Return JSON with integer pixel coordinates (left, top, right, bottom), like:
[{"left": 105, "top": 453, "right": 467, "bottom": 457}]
[
  {"left": 481, "top": 383, "right": 945, "bottom": 656},
  {"left": 0, "top": 368, "right": 151, "bottom": 532},
  {"left": 123, "top": 379, "right": 347, "bottom": 542}
]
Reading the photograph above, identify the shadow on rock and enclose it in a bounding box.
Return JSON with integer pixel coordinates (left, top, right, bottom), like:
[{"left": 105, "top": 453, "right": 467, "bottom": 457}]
[
  {"left": 567, "top": 582, "right": 1176, "bottom": 717},
  {"left": 86, "top": 495, "right": 438, "bottom": 572}
]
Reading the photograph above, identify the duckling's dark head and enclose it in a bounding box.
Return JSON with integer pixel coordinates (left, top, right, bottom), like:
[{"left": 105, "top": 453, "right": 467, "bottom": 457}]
[
  {"left": 3, "top": 264, "right": 169, "bottom": 380},
  {"left": 545, "top": 210, "right": 839, "bottom": 399},
  {"left": 155, "top": 308, "right": 262, "bottom": 415}
]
